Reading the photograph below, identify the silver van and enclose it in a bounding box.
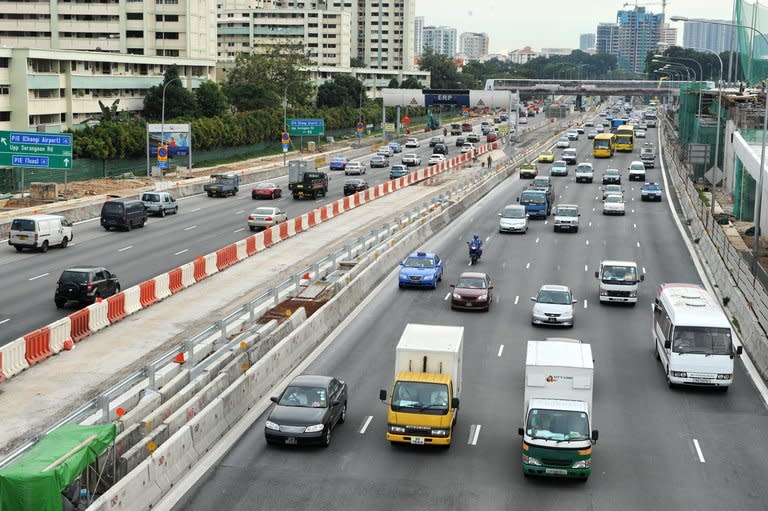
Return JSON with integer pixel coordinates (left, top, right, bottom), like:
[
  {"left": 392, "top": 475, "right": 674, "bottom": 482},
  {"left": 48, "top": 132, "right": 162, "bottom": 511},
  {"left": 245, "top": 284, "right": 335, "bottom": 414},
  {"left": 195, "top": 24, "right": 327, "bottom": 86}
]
[
  {"left": 9, "top": 214, "right": 73, "bottom": 252},
  {"left": 141, "top": 191, "right": 178, "bottom": 217}
]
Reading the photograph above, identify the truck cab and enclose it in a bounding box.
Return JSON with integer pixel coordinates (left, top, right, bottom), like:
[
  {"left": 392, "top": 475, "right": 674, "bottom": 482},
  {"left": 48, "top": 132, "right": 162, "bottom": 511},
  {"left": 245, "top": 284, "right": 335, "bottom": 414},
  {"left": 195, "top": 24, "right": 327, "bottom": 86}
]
[
  {"left": 380, "top": 324, "right": 462, "bottom": 447},
  {"left": 450, "top": 123, "right": 462, "bottom": 136},
  {"left": 204, "top": 173, "right": 239, "bottom": 197},
  {"left": 518, "top": 189, "right": 550, "bottom": 218},
  {"left": 595, "top": 260, "right": 643, "bottom": 304}
]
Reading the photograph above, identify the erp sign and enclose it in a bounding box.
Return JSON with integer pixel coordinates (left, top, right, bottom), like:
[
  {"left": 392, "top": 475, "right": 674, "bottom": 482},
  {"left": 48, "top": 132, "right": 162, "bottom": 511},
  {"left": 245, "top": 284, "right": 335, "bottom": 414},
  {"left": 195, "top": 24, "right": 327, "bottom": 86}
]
[{"left": 423, "top": 89, "right": 471, "bottom": 107}]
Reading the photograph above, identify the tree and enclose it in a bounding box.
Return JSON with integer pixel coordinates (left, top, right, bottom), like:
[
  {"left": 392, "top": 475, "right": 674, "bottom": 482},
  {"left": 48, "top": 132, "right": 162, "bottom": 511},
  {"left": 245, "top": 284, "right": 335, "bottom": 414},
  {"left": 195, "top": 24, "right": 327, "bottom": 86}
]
[
  {"left": 98, "top": 99, "right": 121, "bottom": 123},
  {"left": 316, "top": 75, "right": 366, "bottom": 108},
  {"left": 400, "top": 76, "right": 424, "bottom": 89},
  {"left": 387, "top": 77, "right": 400, "bottom": 88},
  {"left": 195, "top": 81, "right": 229, "bottom": 118},
  {"left": 418, "top": 49, "right": 462, "bottom": 89},
  {"left": 142, "top": 65, "right": 196, "bottom": 120},
  {"left": 350, "top": 57, "right": 365, "bottom": 68}
]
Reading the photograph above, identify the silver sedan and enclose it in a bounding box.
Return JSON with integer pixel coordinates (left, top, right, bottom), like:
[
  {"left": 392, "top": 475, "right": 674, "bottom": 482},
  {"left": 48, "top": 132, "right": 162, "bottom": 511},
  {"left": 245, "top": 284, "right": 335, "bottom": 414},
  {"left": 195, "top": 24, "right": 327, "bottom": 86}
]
[{"left": 248, "top": 207, "right": 287, "bottom": 231}]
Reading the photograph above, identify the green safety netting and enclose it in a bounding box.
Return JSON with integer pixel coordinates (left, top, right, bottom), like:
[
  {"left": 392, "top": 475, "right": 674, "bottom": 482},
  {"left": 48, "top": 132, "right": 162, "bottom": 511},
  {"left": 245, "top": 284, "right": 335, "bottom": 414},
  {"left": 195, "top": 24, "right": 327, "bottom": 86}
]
[
  {"left": 736, "top": 0, "right": 768, "bottom": 84},
  {"left": 0, "top": 423, "right": 115, "bottom": 511}
]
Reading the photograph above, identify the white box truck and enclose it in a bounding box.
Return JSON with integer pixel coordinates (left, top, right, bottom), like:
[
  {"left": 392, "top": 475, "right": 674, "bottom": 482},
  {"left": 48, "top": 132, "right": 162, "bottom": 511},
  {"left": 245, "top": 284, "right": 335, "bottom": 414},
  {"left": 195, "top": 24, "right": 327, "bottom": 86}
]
[
  {"left": 595, "top": 260, "right": 644, "bottom": 305},
  {"left": 379, "top": 324, "right": 462, "bottom": 447},
  {"left": 518, "top": 338, "right": 598, "bottom": 480}
]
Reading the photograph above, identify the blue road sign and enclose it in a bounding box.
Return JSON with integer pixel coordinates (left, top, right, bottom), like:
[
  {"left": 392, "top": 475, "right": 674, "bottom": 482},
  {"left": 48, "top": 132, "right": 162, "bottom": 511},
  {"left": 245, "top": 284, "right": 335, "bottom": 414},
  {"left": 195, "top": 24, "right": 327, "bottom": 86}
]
[{"left": 12, "top": 155, "right": 49, "bottom": 167}]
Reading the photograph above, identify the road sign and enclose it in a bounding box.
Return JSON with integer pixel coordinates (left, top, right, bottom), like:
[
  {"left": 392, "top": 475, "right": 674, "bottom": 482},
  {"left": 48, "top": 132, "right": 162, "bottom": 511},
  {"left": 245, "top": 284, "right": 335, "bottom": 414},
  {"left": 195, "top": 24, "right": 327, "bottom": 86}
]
[
  {"left": 281, "top": 132, "right": 291, "bottom": 144},
  {"left": 288, "top": 118, "right": 325, "bottom": 136},
  {"left": 157, "top": 145, "right": 168, "bottom": 162},
  {"left": 0, "top": 130, "right": 72, "bottom": 169},
  {"left": 401, "top": 116, "right": 411, "bottom": 126},
  {"left": 383, "top": 123, "right": 396, "bottom": 133}
]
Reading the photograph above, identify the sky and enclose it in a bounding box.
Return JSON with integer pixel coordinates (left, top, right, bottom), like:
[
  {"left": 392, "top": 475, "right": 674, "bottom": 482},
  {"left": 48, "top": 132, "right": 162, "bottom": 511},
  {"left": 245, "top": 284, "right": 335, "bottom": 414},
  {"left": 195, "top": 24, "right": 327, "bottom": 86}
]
[{"left": 415, "top": 0, "right": 735, "bottom": 53}]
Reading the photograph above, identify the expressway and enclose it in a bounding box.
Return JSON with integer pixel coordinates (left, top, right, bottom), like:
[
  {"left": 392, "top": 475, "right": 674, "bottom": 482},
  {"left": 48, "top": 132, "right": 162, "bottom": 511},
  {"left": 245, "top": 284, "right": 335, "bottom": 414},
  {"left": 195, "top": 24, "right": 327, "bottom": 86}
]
[
  {"left": 172, "top": 127, "right": 768, "bottom": 510},
  {"left": 0, "top": 132, "right": 470, "bottom": 344}
]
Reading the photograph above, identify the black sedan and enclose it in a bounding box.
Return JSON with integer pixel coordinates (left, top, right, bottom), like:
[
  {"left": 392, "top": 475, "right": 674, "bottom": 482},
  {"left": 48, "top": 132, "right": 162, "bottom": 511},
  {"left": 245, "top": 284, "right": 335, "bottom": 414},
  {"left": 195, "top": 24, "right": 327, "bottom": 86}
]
[
  {"left": 343, "top": 178, "right": 369, "bottom": 196},
  {"left": 265, "top": 375, "right": 348, "bottom": 447}
]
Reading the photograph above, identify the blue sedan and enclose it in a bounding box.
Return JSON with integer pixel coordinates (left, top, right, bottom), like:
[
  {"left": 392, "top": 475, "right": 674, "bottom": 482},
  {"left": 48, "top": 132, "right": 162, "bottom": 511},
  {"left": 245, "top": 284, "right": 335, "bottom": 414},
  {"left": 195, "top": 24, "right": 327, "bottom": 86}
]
[
  {"left": 389, "top": 141, "right": 402, "bottom": 153},
  {"left": 330, "top": 156, "right": 348, "bottom": 171},
  {"left": 640, "top": 182, "right": 663, "bottom": 201},
  {"left": 398, "top": 251, "right": 444, "bottom": 289}
]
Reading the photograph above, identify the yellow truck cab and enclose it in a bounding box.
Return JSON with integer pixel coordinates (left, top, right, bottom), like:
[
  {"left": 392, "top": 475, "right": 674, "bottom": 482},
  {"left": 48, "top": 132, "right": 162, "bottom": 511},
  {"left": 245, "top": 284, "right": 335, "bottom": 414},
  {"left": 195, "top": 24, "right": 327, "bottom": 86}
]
[{"left": 379, "top": 324, "right": 462, "bottom": 447}]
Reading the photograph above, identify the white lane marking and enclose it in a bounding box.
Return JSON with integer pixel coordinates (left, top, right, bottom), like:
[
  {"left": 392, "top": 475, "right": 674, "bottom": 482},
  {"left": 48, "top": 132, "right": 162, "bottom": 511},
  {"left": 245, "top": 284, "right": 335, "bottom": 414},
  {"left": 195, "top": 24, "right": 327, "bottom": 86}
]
[
  {"left": 236, "top": 210, "right": 245, "bottom": 215},
  {"left": 233, "top": 227, "right": 246, "bottom": 233},
  {"left": 634, "top": 223, "right": 637, "bottom": 229},
  {"left": 631, "top": 209, "right": 636, "bottom": 213},
  {"left": 0, "top": 318, "right": 9, "bottom": 326},
  {"left": 184, "top": 225, "right": 197, "bottom": 231},
  {"left": 636, "top": 241, "right": 641, "bottom": 248},
  {"left": 544, "top": 220, "right": 548, "bottom": 225},
  {"left": 360, "top": 416, "right": 373, "bottom": 435},
  {"left": 497, "top": 345, "right": 504, "bottom": 357},
  {"left": 588, "top": 221, "right": 592, "bottom": 227},
  {"left": 118, "top": 245, "right": 133, "bottom": 252},
  {"left": 693, "top": 439, "right": 706, "bottom": 463},
  {"left": 28, "top": 272, "right": 49, "bottom": 281},
  {"left": 191, "top": 208, "right": 201, "bottom": 212},
  {"left": 592, "top": 207, "right": 596, "bottom": 212},
  {"left": 469, "top": 424, "right": 482, "bottom": 445},
  {"left": 514, "top": 295, "right": 519, "bottom": 305},
  {"left": 526, "top": 262, "right": 530, "bottom": 269},
  {"left": 174, "top": 249, "right": 189, "bottom": 256},
  {"left": 559, "top": 195, "right": 563, "bottom": 199},
  {"left": 535, "top": 237, "right": 540, "bottom": 244},
  {"left": 642, "top": 267, "right": 646, "bottom": 274},
  {"left": 584, "top": 299, "right": 588, "bottom": 309},
  {"left": 586, "top": 240, "right": 590, "bottom": 246},
  {"left": 467, "top": 261, "right": 472, "bottom": 267},
  {"left": 485, "top": 236, "right": 490, "bottom": 242},
  {"left": 584, "top": 265, "right": 588, "bottom": 272},
  {"left": 444, "top": 292, "right": 451, "bottom": 301}
]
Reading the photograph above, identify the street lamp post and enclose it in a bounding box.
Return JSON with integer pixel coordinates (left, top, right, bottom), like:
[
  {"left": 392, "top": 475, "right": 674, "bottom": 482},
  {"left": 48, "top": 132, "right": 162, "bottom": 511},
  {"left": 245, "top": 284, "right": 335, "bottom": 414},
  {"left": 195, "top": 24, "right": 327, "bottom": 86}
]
[
  {"left": 159, "top": 76, "right": 181, "bottom": 176},
  {"left": 281, "top": 81, "right": 304, "bottom": 167},
  {"left": 671, "top": 16, "right": 768, "bottom": 275}
]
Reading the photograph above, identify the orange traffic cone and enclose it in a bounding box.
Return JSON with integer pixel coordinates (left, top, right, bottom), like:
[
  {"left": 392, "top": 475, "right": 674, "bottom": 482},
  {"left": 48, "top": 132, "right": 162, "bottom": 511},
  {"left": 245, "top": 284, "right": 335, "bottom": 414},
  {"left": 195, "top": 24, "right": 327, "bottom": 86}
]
[{"left": 174, "top": 352, "right": 186, "bottom": 365}]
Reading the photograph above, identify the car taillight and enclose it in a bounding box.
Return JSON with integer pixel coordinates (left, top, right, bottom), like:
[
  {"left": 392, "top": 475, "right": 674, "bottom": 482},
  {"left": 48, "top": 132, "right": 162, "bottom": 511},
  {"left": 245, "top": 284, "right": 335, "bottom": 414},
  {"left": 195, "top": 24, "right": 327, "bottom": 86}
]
[
  {"left": 247, "top": 215, "right": 255, "bottom": 220},
  {"left": 87, "top": 284, "right": 94, "bottom": 291},
  {"left": 264, "top": 216, "right": 273, "bottom": 221},
  {"left": 56, "top": 280, "right": 61, "bottom": 287}
]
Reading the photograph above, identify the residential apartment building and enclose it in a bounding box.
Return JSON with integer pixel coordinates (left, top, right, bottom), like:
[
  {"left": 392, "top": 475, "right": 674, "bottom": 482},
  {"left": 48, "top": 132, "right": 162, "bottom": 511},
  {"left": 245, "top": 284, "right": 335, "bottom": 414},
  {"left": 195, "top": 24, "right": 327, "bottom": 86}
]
[
  {"left": 508, "top": 46, "right": 537, "bottom": 64},
  {"left": 539, "top": 48, "right": 573, "bottom": 59},
  {"left": 615, "top": 6, "right": 664, "bottom": 74},
  {"left": 683, "top": 19, "right": 734, "bottom": 54},
  {"left": 596, "top": 22, "right": 618, "bottom": 56},
  {"left": 579, "top": 33, "right": 596, "bottom": 51},
  {"left": 0, "top": 48, "right": 214, "bottom": 132},
  {"left": 217, "top": 8, "right": 352, "bottom": 67},
  {"left": 422, "top": 25, "right": 457, "bottom": 58},
  {"left": 660, "top": 23, "right": 678, "bottom": 47},
  {"left": 414, "top": 16, "right": 424, "bottom": 57},
  {"left": 459, "top": 32, "right": 489, "bottom": 61}
]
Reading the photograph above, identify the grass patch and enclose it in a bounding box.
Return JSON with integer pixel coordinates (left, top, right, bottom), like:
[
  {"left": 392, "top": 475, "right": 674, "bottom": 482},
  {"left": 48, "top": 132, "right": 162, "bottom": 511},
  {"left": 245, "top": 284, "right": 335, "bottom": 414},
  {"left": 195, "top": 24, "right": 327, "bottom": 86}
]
[
  {"left": 731, "top": 316, "right": 742, "bottom": 334},
  {"left": 696, "top": 187, "right": 711, "bottom": 207}
]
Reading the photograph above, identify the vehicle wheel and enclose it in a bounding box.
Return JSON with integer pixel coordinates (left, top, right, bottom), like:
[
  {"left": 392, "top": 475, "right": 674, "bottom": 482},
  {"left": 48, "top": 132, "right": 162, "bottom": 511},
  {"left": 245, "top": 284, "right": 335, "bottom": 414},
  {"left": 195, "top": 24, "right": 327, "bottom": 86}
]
[
  {"left": 322, "top": 426, "right": 332, "bottom": 447},
  {"left": 271, "top": 191, "right": 276, "bottom": 199},
  {"left": 104, "top": 226, "right": 111, "bottom": 231},
  {"left": 126, "top": 221, "right": 132, "bottom": 231},
  {"left": 207, "top": 193, "right": 213, "bottom": 197},
  {"left": 160, "top": 208, "right": 166, "bottom": 217},
  {"left": 174, "top": 206, "right": 179, "bottom": 214},
  {"left": 115, "top": 284, "right": 121, "bottom": 294},
  {"left": 667, "top": 373, "right": 675, "bottom": 389},
  {"left": 249, "top": 226, "right": 256, "bottom": 231},
  {"left": 40, "top": 240, "right": 49, "bottom": 253},
  {"left": 139, "top": 219, "right": 146, "bottom": 228},
  {"left": 55, "top": 299, "right": 66, "bottom": 308},
  {"left": 338, "top": 402, "right": 347, "bottom": 424},
  {"left": 60, "top": 237, "right": 68, "bottom": 248},
  {"left": 574, "top": 228, "right": 579, "bottom": 233},
  {"left": 14, "top": 245, "right": 23, "bottom": 252}
]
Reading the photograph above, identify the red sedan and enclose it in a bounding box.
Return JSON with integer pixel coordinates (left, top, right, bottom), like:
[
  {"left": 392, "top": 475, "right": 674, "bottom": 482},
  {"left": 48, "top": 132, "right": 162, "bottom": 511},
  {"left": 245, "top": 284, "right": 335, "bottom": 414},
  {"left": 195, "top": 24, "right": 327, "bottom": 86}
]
[
  {"left": 252, "top": 182, "right": 282, "bottom": 200},
  {"left": 450, "top": 272, "right": 493, "bottom": 311}
]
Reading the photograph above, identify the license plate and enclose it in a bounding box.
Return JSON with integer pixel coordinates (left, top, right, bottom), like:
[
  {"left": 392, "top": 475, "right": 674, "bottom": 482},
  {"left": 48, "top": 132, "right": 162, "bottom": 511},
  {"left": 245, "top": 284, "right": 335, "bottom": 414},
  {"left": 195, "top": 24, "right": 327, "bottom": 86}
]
[
  {"left": 465, "top": 302, "right": 473, "bottom": 307},
  {"left": 18, "top": 235, "right": 28, "bottom": 240},
  {"left": 548, "top": 317, "right": 558, "bottom": 322},
  {"left": 410, "top": 437, "right": 425, "bottom": 445},
  {"left": 284, "top": 437, "right": 297, "bottom": 445},
  {"left": 691, "top": 378, "right": 711, "bottom": 384},
  {"left": 545, "top": 468, "right": 568, "bottom": 475}
]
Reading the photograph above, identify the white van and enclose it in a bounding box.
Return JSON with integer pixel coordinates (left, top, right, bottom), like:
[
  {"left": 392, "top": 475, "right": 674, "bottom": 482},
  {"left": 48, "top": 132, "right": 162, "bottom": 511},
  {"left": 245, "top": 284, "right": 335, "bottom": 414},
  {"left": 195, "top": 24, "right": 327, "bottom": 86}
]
[
  {"left": 595, "top": 260, "right": 643, "bottom": 304},
  {"left": 652, "top": 283, "right": 742, "bottom": 389},
  {"left": 9, "top": 214, "right": 73, "bottom": 253}
]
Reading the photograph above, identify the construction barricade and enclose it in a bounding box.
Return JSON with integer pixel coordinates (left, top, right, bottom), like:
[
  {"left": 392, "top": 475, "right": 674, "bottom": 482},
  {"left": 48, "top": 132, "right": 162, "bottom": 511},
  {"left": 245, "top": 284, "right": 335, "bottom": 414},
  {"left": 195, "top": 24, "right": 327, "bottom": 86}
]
[
  {"left": 48, "top": 317, "right": 71, "bottom": 354},
  {"left": 0, "top": 338, "right": 29, "bottom": 379},
  {"left": 168, "top": 268, "right": 184, "bottom": 294},
  {"left": 69, "top": 308, "right": 91, "bottom": 343},
  {"left": 139, "top": 280, "right": 157, "bottom": 308},
  {"left": 123, "top": 285, "right": 142, "bottom": 315},
  {"left": 155, "top": 273, "right": 172, "bottom": 301},
  {"left": 106, "top": 293, "right": 127, "bottom": 323},
  {"left": 87, "top": 299, "right": 110, "bottom": 333},
  {"left": 24, "top": 327, "right": 51, "bottom": 365}
]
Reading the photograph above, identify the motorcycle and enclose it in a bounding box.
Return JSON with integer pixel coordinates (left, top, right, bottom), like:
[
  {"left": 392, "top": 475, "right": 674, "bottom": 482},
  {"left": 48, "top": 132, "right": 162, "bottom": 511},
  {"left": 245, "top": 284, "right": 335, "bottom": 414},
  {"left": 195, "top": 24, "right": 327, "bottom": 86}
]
[{"left": 467, "top": 241, "right": 482, "bottom": 265}]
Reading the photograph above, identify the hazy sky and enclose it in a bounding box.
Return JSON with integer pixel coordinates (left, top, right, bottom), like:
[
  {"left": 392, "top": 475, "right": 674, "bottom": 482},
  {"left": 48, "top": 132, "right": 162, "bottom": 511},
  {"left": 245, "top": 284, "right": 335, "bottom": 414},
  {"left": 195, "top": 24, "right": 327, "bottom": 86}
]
[{"left": 416, "top": 0, "right": 735, "bottom": 53}]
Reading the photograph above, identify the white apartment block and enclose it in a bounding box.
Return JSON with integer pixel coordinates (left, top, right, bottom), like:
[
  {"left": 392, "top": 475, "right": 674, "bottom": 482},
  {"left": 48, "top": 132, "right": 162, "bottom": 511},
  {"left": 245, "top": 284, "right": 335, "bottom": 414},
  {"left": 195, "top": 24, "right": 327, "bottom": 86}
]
[
  {"left": 0, "top": 0, "right": 218, "bottom": 59},
  {"left": 0, "top": 47, "right": 215, "bottom": 132},
  {"left": 508, "top": 46, "right": 537, "bottom": 64},
  {"left": 459, "top": 32, "right": 488, "bottom": 61},
  {"left": 422, "top": 25, "right": 457, "bottom": 58},
  {"left": 414, "top": 16, "right": 424, "bottom": 57},
  {"left": 217, "top": 8, "right": 351, "bottom": 67}
]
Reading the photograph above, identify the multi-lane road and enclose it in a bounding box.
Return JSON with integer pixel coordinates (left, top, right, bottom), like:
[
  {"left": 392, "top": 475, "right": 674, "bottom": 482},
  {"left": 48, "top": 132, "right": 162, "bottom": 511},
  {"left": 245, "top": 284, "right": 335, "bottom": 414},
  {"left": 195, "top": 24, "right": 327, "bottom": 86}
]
[
  {"left": 172, "top": 126, "right": 768, "bottom": 510},
  {"left": 0, "top": 134, "right": 466, "bottom": 344}
]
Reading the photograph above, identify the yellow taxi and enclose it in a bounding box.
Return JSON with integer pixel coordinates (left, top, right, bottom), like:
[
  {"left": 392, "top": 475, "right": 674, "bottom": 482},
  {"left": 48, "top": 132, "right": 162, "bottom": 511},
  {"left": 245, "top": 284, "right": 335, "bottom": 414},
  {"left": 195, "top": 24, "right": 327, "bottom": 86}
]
[{"left": 538, "top": 150, "right": 554, "bottom": 163}]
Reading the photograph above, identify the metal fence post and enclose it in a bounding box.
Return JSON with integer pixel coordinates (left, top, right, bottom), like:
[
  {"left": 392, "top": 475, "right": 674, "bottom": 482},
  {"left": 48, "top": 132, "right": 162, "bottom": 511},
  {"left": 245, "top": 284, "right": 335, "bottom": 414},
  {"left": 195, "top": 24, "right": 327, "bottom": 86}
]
[
  {"left": 146, "top": 364, "right": 156, "bottom": 391},
  {"left": 312, "top": 262, "right": 320, "bottom": 280},
  {"left": 97, "top": 395, "right": 110, "bottom": 422},
  {"left": 271, "top": 286, "right": 280, "bottom": 306},
  {"left": 185, "top": 339, "right": 194, "bottom": 366}
]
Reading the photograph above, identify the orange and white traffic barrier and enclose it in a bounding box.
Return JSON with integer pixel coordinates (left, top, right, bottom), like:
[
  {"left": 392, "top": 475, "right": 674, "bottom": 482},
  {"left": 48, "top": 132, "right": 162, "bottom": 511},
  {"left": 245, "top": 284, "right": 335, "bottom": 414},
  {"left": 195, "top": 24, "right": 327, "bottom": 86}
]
[
  {"left": 235, "top": 239, "right": 248, "bottom": 261},
  {"left": 48, "top": 317, "right": 71, "bottom": 353},
  {"left": 123, "top": 285, "right": 142, "bottom": 315},
  {"left": 106, "top": 293, "right": 127, "bottom": 323},
  {"left": 25, "top": 327, "right": 52, "bottom": 365},
  {"left": 0, "top": 338, "right": 29, "bottom": 379},
  {"left": 68, "top": 308, "right": 91, "bottom": 343},
  {"left": 87, "top": 299, "right": 110, "bottom": 333},
  {"left": 155, "top": 272, "right": 172, "bottom": 301},
  {"left": 139, "top": 280, "right": 158, "bottom": 308},
  {"left": 168, "top": 268, "right": 184, "bottom": 295},
  {"left": 179, "top": 262, "right": 196, "bottom": 288},
  {"left": 203, "top": 253, "right": 218, "bottom": 277}
]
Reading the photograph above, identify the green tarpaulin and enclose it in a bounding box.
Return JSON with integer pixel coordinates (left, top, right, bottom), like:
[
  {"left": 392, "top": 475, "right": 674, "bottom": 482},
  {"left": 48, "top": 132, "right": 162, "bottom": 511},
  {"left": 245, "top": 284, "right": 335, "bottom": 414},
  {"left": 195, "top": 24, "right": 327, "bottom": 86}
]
[{"left": 0, "top": 423, "right": 115, "bottom": 511}]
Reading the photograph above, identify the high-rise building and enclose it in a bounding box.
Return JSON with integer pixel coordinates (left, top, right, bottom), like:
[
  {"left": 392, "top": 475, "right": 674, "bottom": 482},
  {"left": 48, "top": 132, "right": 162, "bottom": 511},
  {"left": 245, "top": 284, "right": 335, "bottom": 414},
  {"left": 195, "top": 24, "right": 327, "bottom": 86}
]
[
  {"left": 596, "top": 23, "right": 619, "bottom": 56},
  {"left": 415, "top": 16, "right": 425, "bottom": 57},
  {"left": 459, "top": 32, "right": 489, "bottom": 60},
  {"left": 422, "top": 26, "right": 458, "bottom": 58},
  {"left": 683, "top": 19, "right": 735, "bottom": 54},
  {"left": 615, "top": 6, "right": 664, "bottom": 73},
  {"left": 660, "top": 23, "right": 678, "bottom": 47},
  {"left": 580, "top": 33, "right": 596, "bottom": 51}
]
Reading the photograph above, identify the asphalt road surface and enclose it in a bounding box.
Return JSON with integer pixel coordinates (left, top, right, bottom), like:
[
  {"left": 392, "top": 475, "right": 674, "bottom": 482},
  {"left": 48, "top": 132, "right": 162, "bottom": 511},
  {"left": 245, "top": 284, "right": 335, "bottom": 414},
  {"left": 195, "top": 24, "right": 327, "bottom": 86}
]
[
  {"left": 172, "top": 127, "right": 768, "bottom": 511},
  {"left": 0, "top": 132, "right": 475, "bottom": 344}
]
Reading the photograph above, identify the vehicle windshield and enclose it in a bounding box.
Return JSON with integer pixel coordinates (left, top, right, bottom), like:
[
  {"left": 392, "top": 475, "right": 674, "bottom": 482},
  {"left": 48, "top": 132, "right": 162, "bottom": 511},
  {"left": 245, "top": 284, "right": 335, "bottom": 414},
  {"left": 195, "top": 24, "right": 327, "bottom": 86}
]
[
  {"left": 593, "top": 139, "right": 610, "bottom": 149},
  {"left": 630, "top": 164, "right": 644, "bottom": 171},
  {"left": 255, "top": 183, "right": 274, "bottom": 189},
  {"left": 520, "top": 192, "right": 545, "bottom": 204},
  {"left": 278, "top": 385, "right": 328, "bottom": 408},
  {"left": 253, "top": 207, "right": 276, "bottom": 215},
  {"left": 605, "top": 170, "right": 619, "bottom": 176},
  {"left": 142, "top": 194, "right": 160, "bottom": 202},
  {"left": 557, "top": 207, "right": 578, "bottom": 217},
  {"left": 60, "top": 270, "right": 89, "bottom": 284},
  {"left": 601, "top": 265, "right": 638, "bottom": 283},
  {"left": 644, "top": 184, "right": 660, "bottom": 191},
  {"left": 391, "top": 381, "right": 449, "bottom": 415},
  {"left": 11, "top": 219, "right": 35, "bottom": 231},
  {"left": 404, "top": 256, "right": 435, "bottom": 268},
  {"left": 456, "top": 277, "right": 487, "bottom": 289},
  {"left": 526, "top": 409, "right": 590, "bottom": 441},
  {"left": 532, "top": 178, "right": 549, "bottom": 188},
  {"left": 305, "top": 172, "right": 325, "bottom": 179},
  {"left": 558, "top": 138, "right": 568, "bottom": 142},
  {"left": 502, "top": 207, "right": 525, "bottom": 219},
  {"left": 212, "top": 175, "right": 235, "bottom": 184},
  {"left": 102, "top": 202, "right": 124, "bottom": 213},
  {"left": 605, "top": 195, "right": 623, "bottom": 203},
  {"left": 577, "top": 165, "right": 592, "bottom": 172},
  {"left": 553, "top": 162, "right": 566, "bottom": 168},
  {"left": 537, "top": 290, "right": 571, "bottom": 304},
  {"left": 672, "top": 326, "right": 733, "bottom": 355}
]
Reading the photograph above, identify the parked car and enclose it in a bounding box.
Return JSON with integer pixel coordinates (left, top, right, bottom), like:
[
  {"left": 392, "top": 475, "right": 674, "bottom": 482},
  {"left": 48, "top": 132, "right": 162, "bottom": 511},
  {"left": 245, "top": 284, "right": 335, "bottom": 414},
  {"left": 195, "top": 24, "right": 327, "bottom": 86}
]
[
  {"left": 9, "top": 214, "right": 73, "bottom": 253},
  {"left": 450, "top": 272, "right": 493, "bottom": 311},
  {"left": 248, "top": 206, "right": 287, "bottom": 231},
  {"left": 329, "top": 156, "right": 349, "bottom": 171},
  {"left": 369, "top": 155, "right": 389, "bottom": 168},
  {"left": 251, "top": 182, "right": 282, "bottom": 200},
  {"left": 55, "top": 267, "right": 120, "bottom": 308},
  {"left": 343, "top": 178, "right": 369, "bottom": 195},
  {"left": 264, "top": 374, "right": 347, "bottom": 447},
  {"left": 345, "top": 161, "right": 367, "bottom": 175},
  {"left": 530, "top": 284, "right": 576, "bottom": 327},
  {"left": 402, "top": 153, "right": 422, "bottom": 167},
  {"left": 141, "top": 192, "right": 178, "bottom": 217},
  {"left": 100, "top": 198, "right": 147, "bottom": 231},
  {"left": 389, "top": 165, "right": 409, "bottom": 179}
]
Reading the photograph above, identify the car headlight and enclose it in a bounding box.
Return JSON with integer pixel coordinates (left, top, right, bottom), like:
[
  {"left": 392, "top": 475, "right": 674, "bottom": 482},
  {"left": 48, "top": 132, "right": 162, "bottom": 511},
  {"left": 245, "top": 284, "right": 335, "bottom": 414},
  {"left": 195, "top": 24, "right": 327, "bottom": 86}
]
[
  {"left": 522, "top": 455, "right": 542, "bottom": 466},
  {"left": 431, "top": 429, "right": 449, "bottom": 437},
  {"left": 304, "top": 424, "right": 325, "bottom": 433},
  {"left": 572, "top": 459, "right": 592, "bottom": 469},
  {"left": 561, "top": 312, "right": 573, "bottom": 319},
  {"left": 671, "top": 371, "right": 688, "bottom": 378},
  {"left": 453, "top": 293, "right": 462, "bottom": 300},
  {"left": 476, "top": 295, "right": 488, "bottom": 302},
  {"left": 265, "top": 421, "right": 280, "bottom": 431},
  {"left": 389, "top": 424, "right": 406, "bottom": 434},
  {"left": 600, "top": 289, "right": 608, "bottom": 296},
  {"left": 717, "top": 373, "right": 733, "bottom": 380},
  {"left": 629, "top": 290, "right": 637, "bottom": 297}
]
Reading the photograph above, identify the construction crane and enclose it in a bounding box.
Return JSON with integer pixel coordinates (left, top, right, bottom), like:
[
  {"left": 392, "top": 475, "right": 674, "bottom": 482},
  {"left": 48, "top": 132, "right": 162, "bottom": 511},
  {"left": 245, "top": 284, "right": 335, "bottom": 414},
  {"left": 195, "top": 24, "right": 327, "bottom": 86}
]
[{"left": 622, "top": 0, "right": 668, "bottom": 20}]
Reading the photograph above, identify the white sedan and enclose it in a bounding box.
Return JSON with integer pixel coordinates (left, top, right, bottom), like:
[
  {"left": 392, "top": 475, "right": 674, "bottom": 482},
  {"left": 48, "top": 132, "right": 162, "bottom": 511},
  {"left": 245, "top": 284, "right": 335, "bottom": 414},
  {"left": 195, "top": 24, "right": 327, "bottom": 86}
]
[
  {"left": 556, "top": 137, "right": 570, "bottom": 148},
  {"left": 461, "top": 143, "right": 475, "bottom": 154},
  {"left": 401, "top": 153, "right": 422, "bottom": 166},
  {"left": 602, "top": 194, "right": 626, "bottom": 216},
  {"left": 428, "top": 154, "right": 447, "bottom": 165},
  {"left": 377, "top": 146, "right": 393, "bottom": 157},
  {"left": 405, "top": 137, "right": 420, "bottom": 148},
  {"left": 248, "top": 206, "right": 288, "bottom": 231}
]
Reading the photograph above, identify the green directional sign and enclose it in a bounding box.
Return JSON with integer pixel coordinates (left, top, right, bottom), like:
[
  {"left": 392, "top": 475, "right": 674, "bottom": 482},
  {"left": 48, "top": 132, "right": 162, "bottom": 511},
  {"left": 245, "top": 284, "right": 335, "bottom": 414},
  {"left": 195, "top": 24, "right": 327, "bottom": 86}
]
[{"left": 0, "top": 130, "right": 73, "bottom": 169}]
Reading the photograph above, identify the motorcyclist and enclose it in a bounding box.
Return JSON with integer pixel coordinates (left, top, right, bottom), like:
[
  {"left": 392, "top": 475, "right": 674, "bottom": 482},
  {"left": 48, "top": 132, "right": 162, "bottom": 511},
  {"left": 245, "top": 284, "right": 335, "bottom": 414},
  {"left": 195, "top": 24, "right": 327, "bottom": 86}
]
[{"left": 468, "top": 233, "right": 483, "bottom": 258}]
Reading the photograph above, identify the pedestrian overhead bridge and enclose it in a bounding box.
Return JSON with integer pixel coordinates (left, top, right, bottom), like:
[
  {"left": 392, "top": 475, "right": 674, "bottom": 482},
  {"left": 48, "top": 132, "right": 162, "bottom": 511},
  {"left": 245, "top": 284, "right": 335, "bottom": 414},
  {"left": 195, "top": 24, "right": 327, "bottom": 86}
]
[{"left": 483, "top": 78, "right": 694, "bottom": 97}]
